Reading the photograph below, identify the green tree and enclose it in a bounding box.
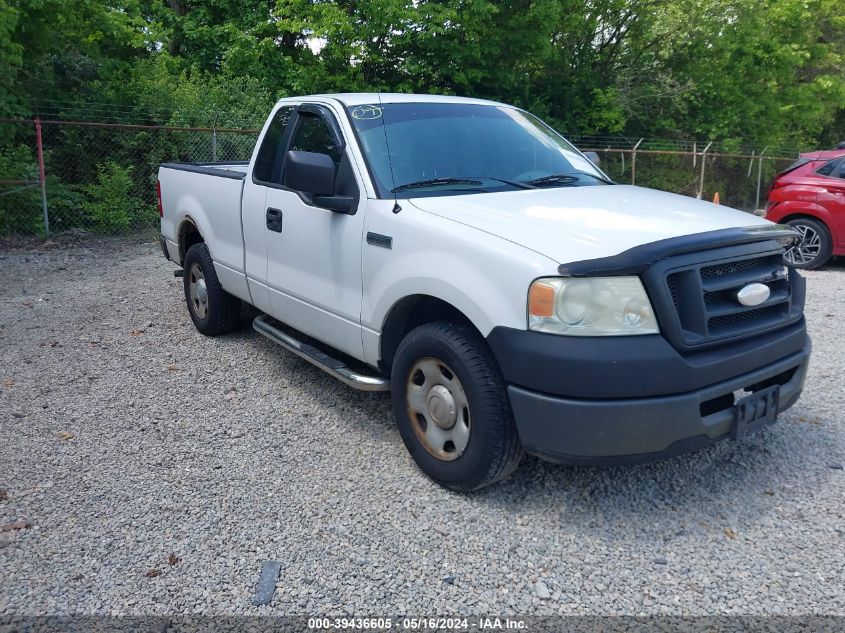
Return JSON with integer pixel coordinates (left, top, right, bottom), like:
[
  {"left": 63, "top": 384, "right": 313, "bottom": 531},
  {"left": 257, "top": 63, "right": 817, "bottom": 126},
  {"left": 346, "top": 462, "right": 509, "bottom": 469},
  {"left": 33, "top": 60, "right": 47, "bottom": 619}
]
[
  {"left": 612, "top": 0, "right": 845, "bottom": 147},
  {"left": 2, "top": 0, "right": 844, "bottom": 152}
]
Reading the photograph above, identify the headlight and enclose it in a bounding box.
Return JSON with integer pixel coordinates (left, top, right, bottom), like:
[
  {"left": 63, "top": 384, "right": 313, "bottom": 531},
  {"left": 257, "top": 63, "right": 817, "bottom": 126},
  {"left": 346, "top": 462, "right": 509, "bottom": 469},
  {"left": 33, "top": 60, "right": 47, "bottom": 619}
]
[{"left": 528, "top": 276, "right": 659, "bottom": 336}]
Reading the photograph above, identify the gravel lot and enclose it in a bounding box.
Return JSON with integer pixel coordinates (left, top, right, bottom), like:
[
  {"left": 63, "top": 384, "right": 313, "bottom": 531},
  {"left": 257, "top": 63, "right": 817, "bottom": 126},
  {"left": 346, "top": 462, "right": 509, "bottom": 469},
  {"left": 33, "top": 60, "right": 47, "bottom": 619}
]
[{"left": 1, "top": 237, "right": 843, "bottom": 617}]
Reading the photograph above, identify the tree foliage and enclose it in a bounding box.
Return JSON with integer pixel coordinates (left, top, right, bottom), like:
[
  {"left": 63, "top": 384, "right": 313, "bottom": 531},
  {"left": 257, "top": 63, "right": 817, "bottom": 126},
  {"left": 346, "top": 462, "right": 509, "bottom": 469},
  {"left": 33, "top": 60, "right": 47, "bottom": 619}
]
[{"left": 2, "top": 0, "right": 844, "bottom": 147}]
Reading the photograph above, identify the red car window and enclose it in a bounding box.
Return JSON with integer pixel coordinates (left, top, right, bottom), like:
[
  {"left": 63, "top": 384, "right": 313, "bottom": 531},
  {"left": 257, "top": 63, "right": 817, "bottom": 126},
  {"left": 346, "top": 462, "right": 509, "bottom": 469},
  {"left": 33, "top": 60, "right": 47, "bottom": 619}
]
[{"left": 816, "top": 158, "right": 842, "bottom": 177}]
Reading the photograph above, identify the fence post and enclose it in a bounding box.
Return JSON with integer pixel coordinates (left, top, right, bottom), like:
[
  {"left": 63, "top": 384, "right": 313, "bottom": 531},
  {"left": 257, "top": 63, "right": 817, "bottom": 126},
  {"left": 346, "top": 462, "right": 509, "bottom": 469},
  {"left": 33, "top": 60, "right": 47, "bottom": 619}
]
[
  {"left": 696, "top": 141, "right": 713, "bottom": 199},
  {"left": 631, "top": 138, "right": 643, "bottom": 185},
  {"left": 34, "top": 117, "right": 50, "bottom": 239},
  {"left": 211, "top": 112, "right": 218, "bottom": 162},
  {"left": 755, "top": 146, "right": 768, "bottom": 211}
]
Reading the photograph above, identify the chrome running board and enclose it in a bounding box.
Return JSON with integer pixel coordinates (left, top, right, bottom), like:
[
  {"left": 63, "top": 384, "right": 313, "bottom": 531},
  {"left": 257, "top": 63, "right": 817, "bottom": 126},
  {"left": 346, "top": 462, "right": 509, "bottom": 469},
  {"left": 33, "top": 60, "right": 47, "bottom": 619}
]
[{"left": 252, "top": 315, "right": 390, "bottom": 392}]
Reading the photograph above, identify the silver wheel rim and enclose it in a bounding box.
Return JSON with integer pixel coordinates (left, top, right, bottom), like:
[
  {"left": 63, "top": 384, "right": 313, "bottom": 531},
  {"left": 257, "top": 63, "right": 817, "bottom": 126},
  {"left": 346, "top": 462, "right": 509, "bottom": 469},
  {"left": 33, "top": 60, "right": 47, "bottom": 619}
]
[
  {"left": 188, "top": 263, "right": 209, "bottom": 319},
  {"left": 406, "top": 357, "right": 470, "bottom": 461},
  {"left": 784, "top": 224, "right": 821, "bottom": 266}
]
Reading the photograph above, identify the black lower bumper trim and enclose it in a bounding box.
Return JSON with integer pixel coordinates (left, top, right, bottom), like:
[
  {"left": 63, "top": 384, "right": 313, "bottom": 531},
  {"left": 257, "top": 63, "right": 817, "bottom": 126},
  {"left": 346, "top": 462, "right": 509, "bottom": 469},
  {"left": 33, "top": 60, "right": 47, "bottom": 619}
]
[
  {"left": 508, "top": 342, "right": 810, "bottom": 464},
  {"left": 528, "top": 432, "right": 725, "bottom": 466}
]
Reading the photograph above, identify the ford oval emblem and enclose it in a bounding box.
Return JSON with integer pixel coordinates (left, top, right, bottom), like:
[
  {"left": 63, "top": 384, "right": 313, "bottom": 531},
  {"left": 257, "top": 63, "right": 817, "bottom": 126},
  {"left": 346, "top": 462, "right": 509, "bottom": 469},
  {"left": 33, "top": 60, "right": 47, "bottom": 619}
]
[{"left": 736, "top": 283, "right": 771, "bottom": 307}]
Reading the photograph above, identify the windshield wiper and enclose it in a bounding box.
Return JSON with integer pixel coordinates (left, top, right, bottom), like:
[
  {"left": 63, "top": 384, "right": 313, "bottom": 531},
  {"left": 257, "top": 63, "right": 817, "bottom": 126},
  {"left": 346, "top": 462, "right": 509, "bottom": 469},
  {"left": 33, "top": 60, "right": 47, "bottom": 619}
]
[
  {"left": 392, "top": 177, "right": 483, "bottom": 192},
  {"left": 525, "top": 171, "right": 614, "bottom": 187},
  {"left": 468, "top": 176, "right": 536, "bottom": 190},
  {"left": 393, "top": 176, "right": 536, "bottom": 193}
]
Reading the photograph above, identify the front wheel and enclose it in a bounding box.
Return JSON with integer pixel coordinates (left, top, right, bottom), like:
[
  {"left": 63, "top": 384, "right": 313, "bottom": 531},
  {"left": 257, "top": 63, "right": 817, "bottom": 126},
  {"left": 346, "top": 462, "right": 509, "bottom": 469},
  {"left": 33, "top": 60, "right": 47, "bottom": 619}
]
[
  {"left": 784, "top": 218, "right": 832, "bottom": 270},
  {"left": 391, "top": 321, "right": 523, "bottom": 491}
]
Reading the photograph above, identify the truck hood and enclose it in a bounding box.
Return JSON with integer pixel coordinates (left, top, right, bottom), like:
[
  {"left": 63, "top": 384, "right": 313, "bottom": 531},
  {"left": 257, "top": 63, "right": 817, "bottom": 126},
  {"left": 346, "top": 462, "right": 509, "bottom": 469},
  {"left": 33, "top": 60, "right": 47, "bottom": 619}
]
[{"left": 407, "top": 185, "right": 772, "bottom": 265}]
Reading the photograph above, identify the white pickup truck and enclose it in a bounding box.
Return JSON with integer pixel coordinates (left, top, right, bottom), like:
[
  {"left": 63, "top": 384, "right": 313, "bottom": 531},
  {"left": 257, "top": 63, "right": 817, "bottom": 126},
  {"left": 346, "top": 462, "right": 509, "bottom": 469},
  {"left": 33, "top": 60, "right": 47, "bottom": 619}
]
[{"left": 158, "top": 93, "right": 810, "bottom": 490}]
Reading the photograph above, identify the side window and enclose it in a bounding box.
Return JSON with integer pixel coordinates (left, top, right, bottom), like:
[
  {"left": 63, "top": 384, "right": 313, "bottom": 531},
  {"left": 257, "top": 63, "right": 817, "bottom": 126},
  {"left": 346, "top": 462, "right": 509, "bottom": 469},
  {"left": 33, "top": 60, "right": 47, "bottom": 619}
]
[
  {"left": 288, "top": 113, "right": 343, "bottom": 166},
  {"left": 253, "top": 106, "right": 295, "bottom": 184},
  {"left": 816, "top": 158, "right": 840, "bottom": 178}
]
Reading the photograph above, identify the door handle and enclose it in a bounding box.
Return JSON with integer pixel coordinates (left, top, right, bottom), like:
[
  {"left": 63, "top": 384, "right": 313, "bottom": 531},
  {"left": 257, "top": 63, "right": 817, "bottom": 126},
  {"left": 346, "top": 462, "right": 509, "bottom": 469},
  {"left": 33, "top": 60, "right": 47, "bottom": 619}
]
[{"left": 266, "top": 207, "right": 283, "bottom": 233}]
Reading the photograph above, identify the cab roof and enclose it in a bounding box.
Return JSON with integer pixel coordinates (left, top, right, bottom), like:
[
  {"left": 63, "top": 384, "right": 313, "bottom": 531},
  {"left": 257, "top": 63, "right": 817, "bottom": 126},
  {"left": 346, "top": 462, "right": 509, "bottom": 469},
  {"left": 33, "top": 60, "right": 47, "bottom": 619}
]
[{"left": 279, "top": 93, "right": 508, "bottom": 108}]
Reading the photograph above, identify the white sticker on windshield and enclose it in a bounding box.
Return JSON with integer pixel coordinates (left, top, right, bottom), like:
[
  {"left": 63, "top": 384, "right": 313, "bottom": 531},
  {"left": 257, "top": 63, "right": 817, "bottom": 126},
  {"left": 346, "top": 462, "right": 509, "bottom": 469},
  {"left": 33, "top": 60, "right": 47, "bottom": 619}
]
[{"left": 351, "top": 105, "right": 383, "bottom": 120}]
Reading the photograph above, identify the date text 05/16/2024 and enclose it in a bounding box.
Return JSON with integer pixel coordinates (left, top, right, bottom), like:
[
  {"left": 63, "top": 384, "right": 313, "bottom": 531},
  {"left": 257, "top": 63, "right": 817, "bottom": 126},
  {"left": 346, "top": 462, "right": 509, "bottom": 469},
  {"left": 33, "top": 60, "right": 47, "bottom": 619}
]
[{"left": 308, "top": 617, "right": 527, "bottom": 630}]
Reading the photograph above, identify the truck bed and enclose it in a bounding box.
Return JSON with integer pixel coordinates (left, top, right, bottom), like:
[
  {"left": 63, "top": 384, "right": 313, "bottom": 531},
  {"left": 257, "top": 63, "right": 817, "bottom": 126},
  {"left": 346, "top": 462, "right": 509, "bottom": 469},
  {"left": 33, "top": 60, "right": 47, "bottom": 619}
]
[{"left": 158, "top": 162, "right": 248, "bottom": 297}]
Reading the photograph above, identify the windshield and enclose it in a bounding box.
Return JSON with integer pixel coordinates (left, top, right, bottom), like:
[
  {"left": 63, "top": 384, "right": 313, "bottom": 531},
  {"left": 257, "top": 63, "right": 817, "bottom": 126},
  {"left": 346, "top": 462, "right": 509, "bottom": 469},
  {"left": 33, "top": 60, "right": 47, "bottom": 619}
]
[{"left": 347, "top": 102, "right": 610, "bottom": 198}]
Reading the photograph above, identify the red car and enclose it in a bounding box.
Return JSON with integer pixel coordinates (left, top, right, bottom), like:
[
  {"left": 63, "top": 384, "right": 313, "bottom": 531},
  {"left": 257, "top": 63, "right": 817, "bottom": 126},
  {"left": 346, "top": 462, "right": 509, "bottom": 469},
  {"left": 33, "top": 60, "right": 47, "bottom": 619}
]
[{"left": 766, "top": 145, "right": 845, "bottom": 269}]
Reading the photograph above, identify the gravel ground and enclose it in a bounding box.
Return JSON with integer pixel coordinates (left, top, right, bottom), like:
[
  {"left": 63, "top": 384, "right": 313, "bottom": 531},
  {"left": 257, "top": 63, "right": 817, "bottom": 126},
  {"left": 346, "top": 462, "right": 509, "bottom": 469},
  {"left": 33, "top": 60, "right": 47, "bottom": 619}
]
[{"left": 1, "top": 237, "right": 843, "bottom": 617}]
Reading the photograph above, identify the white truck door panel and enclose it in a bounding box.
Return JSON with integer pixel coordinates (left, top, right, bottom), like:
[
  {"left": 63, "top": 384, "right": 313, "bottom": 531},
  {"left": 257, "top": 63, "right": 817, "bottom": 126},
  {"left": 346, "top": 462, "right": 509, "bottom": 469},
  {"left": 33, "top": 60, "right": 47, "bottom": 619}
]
[
  {"left": 259, "top": 104, "right": 366, "bottom": 358},
  {"left": 264, "top": 189, "right": 365, "bottom": 358}
]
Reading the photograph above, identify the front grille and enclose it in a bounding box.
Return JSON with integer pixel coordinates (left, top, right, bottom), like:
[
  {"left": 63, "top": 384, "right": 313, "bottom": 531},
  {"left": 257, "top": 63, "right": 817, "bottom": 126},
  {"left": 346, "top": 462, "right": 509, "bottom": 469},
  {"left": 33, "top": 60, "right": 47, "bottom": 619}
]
[
  {"left": 707, "top": 304, "right": 784, "bottom": 333},
  {"left": 700, "top": 258, "right": 764, "bottom": 279},
  {"left": 667, "top": 275, "right": 681, "bottom": 306},
  {"left": 659, "top": 249, "right": 800, "bottom": 347}
]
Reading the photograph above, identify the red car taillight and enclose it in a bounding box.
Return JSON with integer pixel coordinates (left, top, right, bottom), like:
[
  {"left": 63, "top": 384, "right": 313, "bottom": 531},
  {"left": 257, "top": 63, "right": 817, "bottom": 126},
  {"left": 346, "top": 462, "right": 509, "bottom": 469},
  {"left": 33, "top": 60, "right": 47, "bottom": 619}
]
[
  {"left": 767, "top": 176, "right": 788, "bottom": 199},
  {"left": 156, "top": 180, "right": 163, "bottom": 218}
]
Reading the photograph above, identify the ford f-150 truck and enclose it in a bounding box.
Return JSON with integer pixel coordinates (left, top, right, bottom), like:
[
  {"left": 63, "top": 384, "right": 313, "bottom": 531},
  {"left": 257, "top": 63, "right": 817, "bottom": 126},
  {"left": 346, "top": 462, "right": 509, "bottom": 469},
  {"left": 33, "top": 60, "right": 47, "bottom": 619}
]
[{"left": 158, "top": 93, "right": 810, "bottom": 490}]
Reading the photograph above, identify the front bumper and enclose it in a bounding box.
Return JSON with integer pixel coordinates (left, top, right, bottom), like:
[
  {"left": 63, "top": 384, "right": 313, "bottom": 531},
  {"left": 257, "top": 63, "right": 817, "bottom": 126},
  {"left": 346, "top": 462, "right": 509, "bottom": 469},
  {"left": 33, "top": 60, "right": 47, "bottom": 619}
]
[{"left": 488, "top": 325, "right": 811, "bottom": 465}]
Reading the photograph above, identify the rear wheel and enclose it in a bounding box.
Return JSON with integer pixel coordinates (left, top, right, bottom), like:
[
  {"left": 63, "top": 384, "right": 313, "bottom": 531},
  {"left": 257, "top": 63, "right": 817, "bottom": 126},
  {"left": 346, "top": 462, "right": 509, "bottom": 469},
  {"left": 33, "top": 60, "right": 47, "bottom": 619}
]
[
  {"left": 784, "top": 218, "right": 832, "bottom": 270},
  {"left": 391, "top": 321, "right": 522, "bottom": 491},
  {"left": 183, "top": 243, "right": 241, "bottom": 336}
]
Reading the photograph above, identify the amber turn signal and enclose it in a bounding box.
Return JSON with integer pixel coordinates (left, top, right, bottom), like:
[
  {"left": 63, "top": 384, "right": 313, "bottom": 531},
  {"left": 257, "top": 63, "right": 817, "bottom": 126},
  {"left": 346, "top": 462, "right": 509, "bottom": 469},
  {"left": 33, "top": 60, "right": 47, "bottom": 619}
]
[{"left": 528, "top": 282, "right": 555, "bottom": 317}]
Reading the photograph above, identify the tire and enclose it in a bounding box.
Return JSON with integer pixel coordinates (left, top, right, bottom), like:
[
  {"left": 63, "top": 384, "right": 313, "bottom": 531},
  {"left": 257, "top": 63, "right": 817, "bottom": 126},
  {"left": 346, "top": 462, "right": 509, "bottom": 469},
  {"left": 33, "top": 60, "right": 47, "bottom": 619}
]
[
  {"left": 391, "top": 321, "right": 523, "bottom": 491},
  {"left": 784, "top": 218, "right": 833, "bottom": 270},
  {"left": 182, "top": 243, "right": 241, "bottom": 336}
]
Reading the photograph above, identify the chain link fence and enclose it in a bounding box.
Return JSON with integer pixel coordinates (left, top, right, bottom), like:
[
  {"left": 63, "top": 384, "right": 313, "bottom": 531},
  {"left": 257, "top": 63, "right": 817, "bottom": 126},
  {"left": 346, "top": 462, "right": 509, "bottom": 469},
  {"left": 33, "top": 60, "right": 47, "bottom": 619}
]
[
  {"left": 0, "top": 119, "right": 259, "bottom": 237},
  {"left": 1, "top": 117, "right": 803, "bottom": 238},
  {"left": 569, "top": 135, "right": 798, "bottom": 211}
]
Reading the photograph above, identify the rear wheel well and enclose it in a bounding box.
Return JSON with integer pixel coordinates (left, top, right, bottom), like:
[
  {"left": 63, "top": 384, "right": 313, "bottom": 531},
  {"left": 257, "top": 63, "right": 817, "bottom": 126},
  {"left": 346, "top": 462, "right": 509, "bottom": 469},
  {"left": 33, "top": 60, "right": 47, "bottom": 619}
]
[
  {"left": 179, "top": 220, "right": 204, "bottom": 264},
  {"left": 778, "top": 213, "right": 829, "bottom": 231},
  {"left": 379, "top": 296, "right": 477, "bottom": 374}
]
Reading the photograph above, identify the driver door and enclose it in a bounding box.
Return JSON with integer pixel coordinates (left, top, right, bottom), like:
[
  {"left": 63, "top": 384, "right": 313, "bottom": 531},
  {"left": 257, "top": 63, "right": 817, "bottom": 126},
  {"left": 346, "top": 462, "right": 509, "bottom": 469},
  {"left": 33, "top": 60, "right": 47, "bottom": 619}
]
[{"left": 263, "top": 104, "right": 366, "bottom": 358}]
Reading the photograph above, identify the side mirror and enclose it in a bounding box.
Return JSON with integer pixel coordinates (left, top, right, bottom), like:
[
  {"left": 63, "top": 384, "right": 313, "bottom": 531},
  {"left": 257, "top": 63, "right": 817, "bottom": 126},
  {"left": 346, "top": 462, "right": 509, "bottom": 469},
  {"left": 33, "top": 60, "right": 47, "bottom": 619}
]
[
  {"left": 282, "top": 150, "right": 356, "bottom": 214},
  {"left": 283, "top": 150, "right": 336, "bottom": 196},
  {"left": 583, "top": 151, "right": 600, "bottom": 166}
]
